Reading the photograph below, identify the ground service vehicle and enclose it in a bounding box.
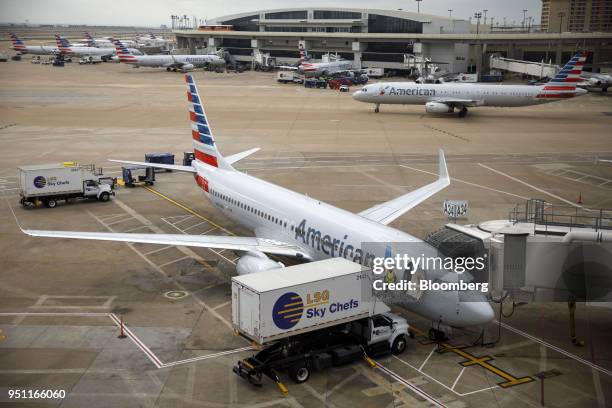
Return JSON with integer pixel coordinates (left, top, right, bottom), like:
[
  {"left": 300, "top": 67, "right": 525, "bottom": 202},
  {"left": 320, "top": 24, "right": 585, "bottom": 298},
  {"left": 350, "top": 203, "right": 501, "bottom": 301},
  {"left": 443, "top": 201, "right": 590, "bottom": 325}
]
[
  {"left": 232, "top": 258, "right": 410, "bottom": 392},
  {"left": 18, "top": 163, "right": 114, "bottom": 208},
  {"left": 121, "top": 166, "right": 155, "bottom": 187}
]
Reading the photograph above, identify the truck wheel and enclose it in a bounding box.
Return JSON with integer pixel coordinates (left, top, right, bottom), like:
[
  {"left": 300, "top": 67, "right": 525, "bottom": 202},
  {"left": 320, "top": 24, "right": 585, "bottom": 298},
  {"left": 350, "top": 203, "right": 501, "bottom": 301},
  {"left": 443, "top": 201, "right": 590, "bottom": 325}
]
[
  {"left": 288, "top": 363, "right": 310, "bottom": 384},
  {"left": 99, "top": 192, "right": 110, "bottom": 202},
  {"left": 391, "top": 335, "right": 407, "bottom": 355},
  {"left": 45, "top": 199, "right": 57, "bottom": 208}
]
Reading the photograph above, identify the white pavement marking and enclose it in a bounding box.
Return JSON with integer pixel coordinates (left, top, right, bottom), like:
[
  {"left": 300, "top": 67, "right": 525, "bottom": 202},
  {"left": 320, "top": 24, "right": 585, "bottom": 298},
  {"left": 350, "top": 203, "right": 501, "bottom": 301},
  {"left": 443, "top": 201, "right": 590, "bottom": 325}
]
[
  {"left": 497, "top": 321, "right": 612, "bottom": 377},
  {"left": 143, "top": 245, "right": 173, "bottom": 256},
  {"left": 212, "top": 301, "right": 231, "bottom": 311},
  {"left": 392, "top": 355, "right": 497, "bottom": 397},
  {"left": 451, "top": 367, "right": 466, "bottom": 391},
  {"left": 478, "top": 163, "right": 582, "bottom": 208},
  {"left": 400, "top": 165, "right": 529, "bottom": 200},
  {"left": 29, "top": 295, "right": 116, "bottom": 309},
  {"left": 419, "top": 345, "right": 437, "bottom": 371},
  {"left": 375, "top": 362, "right": 448, "bottom": 408},
  {"left": 89, "top": 198, "right": 235, "bottom": 330},
  {"left": 158, "top": 255, "right": 191, "bottom": 268},
  {"left": 1, "top": 312, "right": 253, "bottom": 369}
]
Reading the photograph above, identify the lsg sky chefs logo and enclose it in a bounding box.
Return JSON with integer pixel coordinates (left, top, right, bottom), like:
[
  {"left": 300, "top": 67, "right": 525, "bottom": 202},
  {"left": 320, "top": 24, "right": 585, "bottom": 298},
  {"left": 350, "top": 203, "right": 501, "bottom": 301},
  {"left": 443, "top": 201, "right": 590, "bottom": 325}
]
[
  {"left": 272, "top": 289, "right": 359, "bottom": 330},
  {"left": 33, "top": 176, "right": 47, "bottom": 189}
]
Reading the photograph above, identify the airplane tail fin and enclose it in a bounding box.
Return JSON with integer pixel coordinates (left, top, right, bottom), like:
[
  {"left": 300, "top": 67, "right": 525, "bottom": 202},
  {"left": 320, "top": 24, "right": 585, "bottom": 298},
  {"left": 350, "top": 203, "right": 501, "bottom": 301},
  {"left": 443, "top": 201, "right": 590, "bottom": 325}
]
[
  {"left": 298, "top": 45, "right": 309, "bottom": 63},
  {"left": 9, "top": 33, "right": 26, "bottom": 51},
  {"left": 149, "top": 32, "right": 157, "bottom": 39},
  {"left": 184, "top": 74, "right": 233, "bottom": 171},
  {"left": 111, "top": 39, "right": 137, "bottom": 63},
  {"left": 54, "top": 34, "right": 72, "bottom": 53},
  {"left": 84, "top": 32, "right": 95, "bottom": 46},
  {"left": 538, "top": 51, "right": 589, "bottom": 99}
]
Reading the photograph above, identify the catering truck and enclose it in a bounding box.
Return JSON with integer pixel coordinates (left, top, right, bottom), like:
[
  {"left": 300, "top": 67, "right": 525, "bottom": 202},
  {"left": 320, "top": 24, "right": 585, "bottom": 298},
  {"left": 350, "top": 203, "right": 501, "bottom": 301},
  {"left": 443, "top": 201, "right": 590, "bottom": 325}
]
[
  {"left": 232, "top": 258, "right": 410, "bottom": 392},
  {"left": 18, "top": 163, "right": 115, "bottom": 208}
]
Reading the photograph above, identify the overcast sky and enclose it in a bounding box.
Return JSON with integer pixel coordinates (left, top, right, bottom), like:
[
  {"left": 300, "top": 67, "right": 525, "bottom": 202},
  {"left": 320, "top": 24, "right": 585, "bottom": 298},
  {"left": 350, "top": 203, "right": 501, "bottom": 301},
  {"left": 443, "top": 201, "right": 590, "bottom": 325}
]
[{"left": 2, "top": 0, "right": 541, "bottom": 27}]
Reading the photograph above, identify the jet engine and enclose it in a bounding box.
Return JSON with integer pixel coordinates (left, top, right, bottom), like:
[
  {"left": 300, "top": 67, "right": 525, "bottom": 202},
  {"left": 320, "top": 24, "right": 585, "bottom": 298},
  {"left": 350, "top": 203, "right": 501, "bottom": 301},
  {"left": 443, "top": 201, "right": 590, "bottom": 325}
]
[
  {"left": 236, "top": 253, "right": 283, "bottom": 275},
  {"left": 425, "top": 101, "right": 453, "bottom": 114},
  {"left": 181, "top": 64, "right": 195, "bottom": 72}
]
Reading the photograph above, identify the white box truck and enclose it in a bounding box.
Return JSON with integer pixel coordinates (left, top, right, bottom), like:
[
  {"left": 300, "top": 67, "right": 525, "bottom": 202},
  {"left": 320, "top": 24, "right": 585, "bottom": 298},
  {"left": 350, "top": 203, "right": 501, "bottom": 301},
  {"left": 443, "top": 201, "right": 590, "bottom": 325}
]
[
  {"left": 277, "top": 70, "right": 303, "bottom": 84},
  {"left": 232, "top": 258, "right": 410, "bottom": 391},
  {"left": 18, "top": 163, "right": 115, "bottom": 208}
]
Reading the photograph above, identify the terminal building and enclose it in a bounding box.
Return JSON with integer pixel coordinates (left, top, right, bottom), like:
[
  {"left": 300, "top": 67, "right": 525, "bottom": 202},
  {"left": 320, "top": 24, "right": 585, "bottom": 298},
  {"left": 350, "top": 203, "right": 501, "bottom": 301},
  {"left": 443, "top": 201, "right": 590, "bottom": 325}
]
[{"left": 173, "top": 7, "right": 612, "bottom": 75}]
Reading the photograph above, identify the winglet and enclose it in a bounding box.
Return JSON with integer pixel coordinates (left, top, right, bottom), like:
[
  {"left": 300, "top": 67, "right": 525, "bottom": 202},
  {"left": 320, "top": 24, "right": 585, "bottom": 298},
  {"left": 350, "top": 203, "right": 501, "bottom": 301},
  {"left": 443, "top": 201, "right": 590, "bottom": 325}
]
[{"left": 438, "top": 149, "right": 449, "bottom": 183}]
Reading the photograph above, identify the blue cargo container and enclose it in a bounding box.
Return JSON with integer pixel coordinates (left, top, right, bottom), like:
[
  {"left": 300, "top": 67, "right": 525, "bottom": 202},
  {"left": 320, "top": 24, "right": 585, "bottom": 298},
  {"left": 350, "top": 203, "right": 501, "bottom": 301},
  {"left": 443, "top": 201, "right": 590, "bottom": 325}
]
[{"left": 145, "top": 153, "right": 174, "bottom": 173}]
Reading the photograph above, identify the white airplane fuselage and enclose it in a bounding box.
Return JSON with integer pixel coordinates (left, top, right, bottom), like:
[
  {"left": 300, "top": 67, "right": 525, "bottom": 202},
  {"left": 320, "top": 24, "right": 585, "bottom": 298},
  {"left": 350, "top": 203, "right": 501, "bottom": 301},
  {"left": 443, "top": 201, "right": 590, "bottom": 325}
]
[
  {"left": 121, "top": 54, "right": 222, "bottom": 68},
  {"left": 191, "top": 160, "right": 494, "bottom": 328},
  {"left": 299, "top": 60, "right": 354, "bottom": 77},
  {"left": 353, "top": 82, "right": 587, "bottom": 108},
  {"left": 15, "top": 45, "right": 59, "bottom": 55}
]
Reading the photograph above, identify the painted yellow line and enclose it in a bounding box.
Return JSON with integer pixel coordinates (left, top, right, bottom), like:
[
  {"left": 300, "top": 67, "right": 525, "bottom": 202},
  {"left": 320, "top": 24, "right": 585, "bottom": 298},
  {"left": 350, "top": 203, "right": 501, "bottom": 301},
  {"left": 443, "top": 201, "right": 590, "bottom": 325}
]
[
  {"left": 143, "top": 186, "right": 234, "bottom": 236},
  {"left": 410, "top": 325, "right": 534, "bottom": 388}
]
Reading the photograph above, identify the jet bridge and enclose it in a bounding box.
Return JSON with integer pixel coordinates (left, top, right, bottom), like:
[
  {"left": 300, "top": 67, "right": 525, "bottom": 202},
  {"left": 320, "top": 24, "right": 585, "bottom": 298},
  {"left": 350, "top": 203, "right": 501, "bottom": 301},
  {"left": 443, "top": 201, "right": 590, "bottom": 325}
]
[
  {"left": 427, "top": 199, "right": 612, "bottom": 305},
  {"left": 489, "top": 55, "right": 558, "bottom": 79}
]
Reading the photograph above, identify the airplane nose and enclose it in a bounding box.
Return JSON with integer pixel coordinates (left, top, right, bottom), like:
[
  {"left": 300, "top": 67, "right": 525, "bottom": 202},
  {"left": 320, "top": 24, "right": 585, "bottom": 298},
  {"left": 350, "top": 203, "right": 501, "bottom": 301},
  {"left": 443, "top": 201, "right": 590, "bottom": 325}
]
[
  {"left": 577, "top": 88, "right": 588, "bottom": 96},
  {"left": 352, "top": 90, "right": 365, "bottom": 101},
  {"left": 458, "top": 292, "right": 495, "bottom": 326}
]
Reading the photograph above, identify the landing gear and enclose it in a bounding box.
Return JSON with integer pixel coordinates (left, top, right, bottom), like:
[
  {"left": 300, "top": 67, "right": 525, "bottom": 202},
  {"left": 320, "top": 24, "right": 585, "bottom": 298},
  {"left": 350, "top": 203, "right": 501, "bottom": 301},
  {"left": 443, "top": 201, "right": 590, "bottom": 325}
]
[
  {"left": 568, "top": 300, "right": 585, "bottom": 346},
  {"left": 374, "top": 104, "right": 380, "bottom": 113},
  {"left": 458, "top": 107, "right": 468, "bottom": 118},
  {"left": 428, "top": 328, "right": 447, "bottom": 342},
  {"left": 166, "top": 67, "right": 171, "bottom": 72}
]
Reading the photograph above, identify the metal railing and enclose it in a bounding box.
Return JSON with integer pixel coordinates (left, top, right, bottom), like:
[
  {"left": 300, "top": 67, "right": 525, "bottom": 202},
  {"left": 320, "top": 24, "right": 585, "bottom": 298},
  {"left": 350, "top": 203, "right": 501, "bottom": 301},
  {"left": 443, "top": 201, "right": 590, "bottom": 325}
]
[{"left": 509, "top": 199, "right": 612, "bottom": 232}]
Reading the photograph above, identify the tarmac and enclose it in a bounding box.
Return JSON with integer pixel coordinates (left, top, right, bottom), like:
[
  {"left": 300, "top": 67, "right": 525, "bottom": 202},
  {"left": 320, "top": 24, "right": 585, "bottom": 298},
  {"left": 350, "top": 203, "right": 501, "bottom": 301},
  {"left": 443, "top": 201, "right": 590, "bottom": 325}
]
[{"left": 1, "top": 52, "right": 611, "bottom": 407}]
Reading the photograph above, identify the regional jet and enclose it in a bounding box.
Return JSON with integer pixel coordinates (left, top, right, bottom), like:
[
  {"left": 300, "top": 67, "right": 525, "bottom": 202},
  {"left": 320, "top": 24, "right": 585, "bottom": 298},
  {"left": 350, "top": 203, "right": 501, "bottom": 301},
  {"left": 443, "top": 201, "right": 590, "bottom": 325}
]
[
  {"left": 113, "top": 39, "right": 223, "bottom": 72},
  {"left": 352, "top": 51, "right": 589, "bottom": 117},
  {"left": 9, "top": 33, "right": 58, "bottom": 55},
  {"left": 22, "top": 75, "right": 494, "bottom": 339}
]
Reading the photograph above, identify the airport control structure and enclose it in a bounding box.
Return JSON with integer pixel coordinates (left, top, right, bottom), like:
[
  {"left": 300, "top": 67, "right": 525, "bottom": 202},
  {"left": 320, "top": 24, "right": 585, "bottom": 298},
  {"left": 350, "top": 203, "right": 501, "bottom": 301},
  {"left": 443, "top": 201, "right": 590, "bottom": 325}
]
[{"left": 172, "top": 7, "right": 612, "bottom": 78}]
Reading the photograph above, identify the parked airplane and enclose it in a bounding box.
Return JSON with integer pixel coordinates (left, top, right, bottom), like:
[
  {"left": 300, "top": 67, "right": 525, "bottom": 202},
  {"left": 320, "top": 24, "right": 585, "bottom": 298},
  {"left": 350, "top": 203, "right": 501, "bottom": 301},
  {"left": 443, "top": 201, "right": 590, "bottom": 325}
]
[
  {"left": 578, "top": 71, "right": 611, "bottom": 92},
  {"left": 9, "top": 33, "right": 58, "bottom": 55},
  {"left": 137, "top": 32, "right": 174, "bottom": 46},
  {"left": 353, "top": 51, "right": 589, "bottom": 117},
  {"left": 113, "top": 39, "right": 223, "bottom": 72},
  {"left": 82, "top": 32, "right": 137, "bottom": 48},
  {"left": 21, "top": 74, "right": 494, "bottom": 339},
  {"left": 280, "top": 46, "right": 354, "bottom": 77},
  {"left": 55, "top": 35, "right": 142, "bottom": 61}
]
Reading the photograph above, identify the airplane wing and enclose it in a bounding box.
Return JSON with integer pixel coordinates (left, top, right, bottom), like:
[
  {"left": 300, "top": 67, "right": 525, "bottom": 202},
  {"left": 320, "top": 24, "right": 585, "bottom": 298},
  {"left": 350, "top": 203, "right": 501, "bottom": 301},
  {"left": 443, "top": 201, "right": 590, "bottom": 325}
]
[
  {"left": 276, "top": 66, "right": 299, "bottom": 71},
  {"left": 108, "top": 159, "right": 196, "bottom": 173},
  {"left": 358, "top": 150, "right": 450, "bottom": 225},
  {"left": 432, "top": 98, "right": 483, "bottom": 107},
  {"left": 21, "top": 229, "right": 311, "bottom": 259}
]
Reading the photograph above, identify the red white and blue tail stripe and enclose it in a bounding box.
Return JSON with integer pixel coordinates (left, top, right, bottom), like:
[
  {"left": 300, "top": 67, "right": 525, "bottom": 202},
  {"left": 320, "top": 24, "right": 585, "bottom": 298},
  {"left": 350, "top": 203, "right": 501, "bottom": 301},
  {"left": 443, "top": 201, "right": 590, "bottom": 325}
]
[
  {"left": 185, "top": 74, "right": 230, "bottom": 170},
  {"left": 9, "top": 33, "right": 26, "bottom": 51},
  {"left": 112, "top": 39, "right": 137, "bottom": 63},
  {"left": 537, "top": 52, "right": 588, "bottom": 99},
  {"left": 55, "top": 34, "right": 72, "bottom": 54},
  {"left": 84, "top": 32, "right": 95, "bottom": 46}
]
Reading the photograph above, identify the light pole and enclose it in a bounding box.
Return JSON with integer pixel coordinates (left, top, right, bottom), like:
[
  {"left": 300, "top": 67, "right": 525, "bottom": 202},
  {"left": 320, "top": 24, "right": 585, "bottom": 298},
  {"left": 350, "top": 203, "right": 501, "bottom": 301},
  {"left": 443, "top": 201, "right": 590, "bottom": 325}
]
[
  {"left": 474, "top": 12, "right": 482, "bottom": 34},
  {"left": 416, "top": 0, "right": 422, "bottom": 14},
  {"left": 490, "top": 16, "right": 495, "bottom": 32},
  {"left": 558, "top": 11, "right": 565, "bottom": 32},
  {"left": 522, "top": 9, "right": 528, "bottom": 31},
  {"left": 483, "top": 9, "right": 488, "bottom": 25},
  {"left": 448, "top": 9, "right": 452, "bottom": 19}
]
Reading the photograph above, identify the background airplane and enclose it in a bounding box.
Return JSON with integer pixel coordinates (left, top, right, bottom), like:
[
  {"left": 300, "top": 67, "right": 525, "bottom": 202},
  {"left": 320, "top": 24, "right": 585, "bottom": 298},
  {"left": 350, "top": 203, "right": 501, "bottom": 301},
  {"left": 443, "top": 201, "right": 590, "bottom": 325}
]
[
  {"left": 353, "top": 51, "right": 589, "bottom": 117},
  {"left": 9, "top": 33, "right": 58, "bottom": 55},
  {"left": 279, "top": 45, "right": 354, "bottom": 77},
  {"left": 55, "top": 35, "right": 142, "bottom": 60},
  {"left": 82, "top": 32, "right": 137, "bottom": 48},
  {"left": 22, "top": 74, "right": 494, "bottom": 339},
  {"left": 113, "top": 39, "right": 223, "bottom": 72}
]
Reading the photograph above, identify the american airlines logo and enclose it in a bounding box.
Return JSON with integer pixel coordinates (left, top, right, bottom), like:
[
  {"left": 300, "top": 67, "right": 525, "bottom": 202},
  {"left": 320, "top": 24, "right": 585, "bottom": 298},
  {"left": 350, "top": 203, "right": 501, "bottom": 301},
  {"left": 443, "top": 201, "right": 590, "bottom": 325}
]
[
  {"left": 294, "top": 219, "right": 377, "bottom": 266},
  {"left": 384, "top": 86, "right": 437, "bottom": 97}
]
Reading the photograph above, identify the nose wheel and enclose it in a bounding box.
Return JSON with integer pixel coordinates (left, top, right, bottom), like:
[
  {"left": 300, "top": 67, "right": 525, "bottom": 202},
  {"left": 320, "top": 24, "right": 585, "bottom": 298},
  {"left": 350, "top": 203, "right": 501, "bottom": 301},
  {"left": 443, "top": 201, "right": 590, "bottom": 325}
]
[
  {"left": 458, "top": 107, "right": 468, "bottom": 118},
  {"left": 374, "top": 104, "right": 380, "bottom": 113}
]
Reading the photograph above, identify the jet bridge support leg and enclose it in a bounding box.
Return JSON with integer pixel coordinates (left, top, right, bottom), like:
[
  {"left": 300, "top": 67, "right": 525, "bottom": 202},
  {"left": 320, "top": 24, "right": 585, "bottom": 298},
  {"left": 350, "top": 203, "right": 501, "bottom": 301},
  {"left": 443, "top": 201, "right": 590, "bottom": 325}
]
[
  {"left": 568, "top": 300, "right": 584, "bottom": 346},
  {"left": 374, "top": 104, "right": 380, "bottom": 113}
]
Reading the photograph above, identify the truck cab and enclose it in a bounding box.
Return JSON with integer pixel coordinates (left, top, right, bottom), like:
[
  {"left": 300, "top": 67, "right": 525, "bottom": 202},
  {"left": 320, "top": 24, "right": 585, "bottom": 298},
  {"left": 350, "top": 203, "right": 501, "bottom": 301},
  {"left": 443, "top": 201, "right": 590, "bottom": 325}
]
[
  {"left": 83, "top": 179, "right": 113, "bottom": 201},
  {"left": 360, "top": 312, "right": 410, "bottom": 355}
]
